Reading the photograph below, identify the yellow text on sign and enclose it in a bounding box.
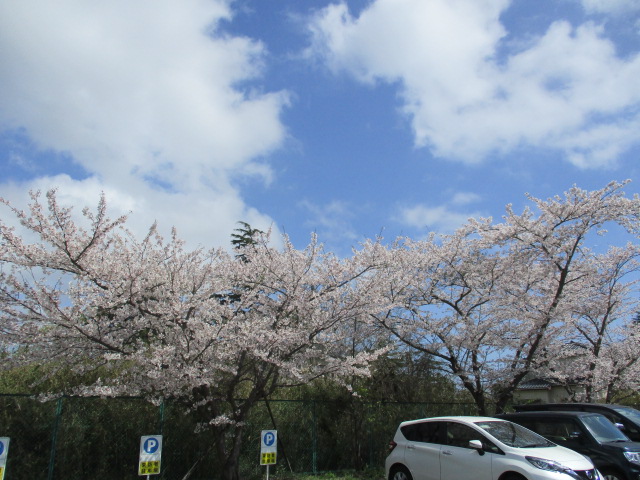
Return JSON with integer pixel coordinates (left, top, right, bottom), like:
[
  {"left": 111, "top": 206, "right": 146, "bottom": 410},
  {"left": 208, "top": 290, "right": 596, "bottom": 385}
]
[
  {"left": 0, "top": 466, "right": 4, "bottom": 480},
  {"left": 139, "top": 460, "right": 161, "bottom": 475},
  {"left": 261, "top": 452, "right": 277, "bottom": 465}
]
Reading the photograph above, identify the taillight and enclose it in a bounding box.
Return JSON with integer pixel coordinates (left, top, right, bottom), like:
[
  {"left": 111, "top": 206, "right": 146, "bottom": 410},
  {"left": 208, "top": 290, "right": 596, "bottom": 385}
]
[{"left": 388, "top": 440, "right": 397, "bottom": 452}]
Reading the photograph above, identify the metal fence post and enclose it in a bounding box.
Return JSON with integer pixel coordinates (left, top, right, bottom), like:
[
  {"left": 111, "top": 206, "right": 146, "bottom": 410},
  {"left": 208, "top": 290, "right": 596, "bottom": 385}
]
[
  {"left": 47, "top": 397, "right": 64, "bottom": 480},
  {"left": 158, "top": 400, "right": 165, "bottom": 480},
  {"left": 311, "top": 399, "right": 317, "bottom": 475},
  {"left": 158, "top": 399, "right": 165, "bottom": 435},
  {"left": 367, "top": 402, "right": 373, "bottom": 469}
]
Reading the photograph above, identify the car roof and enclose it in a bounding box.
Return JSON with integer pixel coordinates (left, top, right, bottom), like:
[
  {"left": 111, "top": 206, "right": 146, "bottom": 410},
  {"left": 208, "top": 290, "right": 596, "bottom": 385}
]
[
  {"left": 401, "top": 416, "right": 505, "bottom": 426},
  {"left": 499, "top": 411, "right": 603, "bottom": 419},
  {"left": 515, "top": 403, "right": 627, "bottom": 409}
]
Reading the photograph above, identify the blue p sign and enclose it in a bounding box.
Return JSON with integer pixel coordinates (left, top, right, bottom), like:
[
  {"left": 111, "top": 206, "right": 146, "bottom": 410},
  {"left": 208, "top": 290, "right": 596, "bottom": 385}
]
[
  {"left": 263, "top": 432, "right": 275, "bottom": 447},
  {"left": 0, "top": 441, "right": 4, "bottom": 456},
  {"left": 144, "top": 438, "right": 159, "bottom": 454}
]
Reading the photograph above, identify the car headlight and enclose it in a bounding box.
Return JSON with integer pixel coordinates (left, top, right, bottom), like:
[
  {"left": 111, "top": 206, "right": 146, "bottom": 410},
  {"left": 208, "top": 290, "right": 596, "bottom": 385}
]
[
  {"left": 624, "top": 451, "right": 640, "bottom": 466},
  {"left": 526, "top": 456, "right": 572, "bottom": 473}
]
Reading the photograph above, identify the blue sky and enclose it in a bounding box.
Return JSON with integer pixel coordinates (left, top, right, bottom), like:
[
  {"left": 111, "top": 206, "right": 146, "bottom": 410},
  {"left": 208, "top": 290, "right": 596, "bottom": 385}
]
[{"left": 1, "top": 0, "right": 639, "bottom": 254}]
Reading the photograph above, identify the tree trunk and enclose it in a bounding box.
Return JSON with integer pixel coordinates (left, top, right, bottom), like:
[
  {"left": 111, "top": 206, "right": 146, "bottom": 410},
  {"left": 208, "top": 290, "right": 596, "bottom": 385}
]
[
  {"left": 220, "top": 425, "right": 245, "bottom": 480},
  {"left": 457, "top": 376, "right": 487, "bottom": 415},
  {"left": 493, "top": 372, "right": 528, "bottom": 414}
]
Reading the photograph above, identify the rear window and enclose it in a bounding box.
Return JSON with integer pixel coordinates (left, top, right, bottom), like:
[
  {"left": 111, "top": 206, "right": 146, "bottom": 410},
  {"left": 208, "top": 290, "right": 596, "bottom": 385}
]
[{"left": 401, "top": 421, "right": 443, "bottom": 443}]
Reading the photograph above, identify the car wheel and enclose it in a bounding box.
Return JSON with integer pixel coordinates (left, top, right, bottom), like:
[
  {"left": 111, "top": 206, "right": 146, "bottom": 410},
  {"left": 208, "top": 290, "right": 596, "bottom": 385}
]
[
  {"left": 502, "top": 474, "right": 526, "bottom": 480},
  {"left": 600, "top": 469, "right": 624, "bottom": 480},
  {"left": 390, "top": 466, "right": 413, "bottom": 480}
]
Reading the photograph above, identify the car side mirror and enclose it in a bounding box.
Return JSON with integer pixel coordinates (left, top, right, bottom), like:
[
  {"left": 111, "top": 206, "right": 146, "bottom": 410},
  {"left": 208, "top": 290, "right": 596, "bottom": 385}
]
[
  {"left": 615, "top": 423, "right": 625, "bottom": 431},
  {"left": 469, "top": 439, "right": 485, "bottom": 455}
]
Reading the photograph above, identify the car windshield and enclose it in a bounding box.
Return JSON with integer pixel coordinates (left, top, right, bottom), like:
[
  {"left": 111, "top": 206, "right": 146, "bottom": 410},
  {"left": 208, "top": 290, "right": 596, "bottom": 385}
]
[
  {"left": 612, "top": 407, "right": 640, "bottom": 424},
  {"left": 583, "top": 414, "right": 630, "bottom": 442},
  {"left": 475, "top": 421, "right": 555, "bottom": 448}
]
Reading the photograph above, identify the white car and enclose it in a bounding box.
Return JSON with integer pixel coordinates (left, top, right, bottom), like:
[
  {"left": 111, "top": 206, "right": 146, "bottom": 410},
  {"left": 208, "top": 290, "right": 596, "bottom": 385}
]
[{"left": 385, "top": 416, "right": 602, "bottom": 480}]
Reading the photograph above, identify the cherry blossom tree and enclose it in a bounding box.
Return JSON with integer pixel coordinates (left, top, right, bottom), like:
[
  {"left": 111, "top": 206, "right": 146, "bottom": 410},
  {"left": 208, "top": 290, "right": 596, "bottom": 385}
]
[
  {"left": 375, "top": 181, "right": 640, "bottom": 414},
  {"left": 547, "top": 243, "right": 640, "bottom": 401},
  {"left": 484, "top": 181, "right": 640, "bottom": 411},
  {"left": 372, "top": 228, "right": 510, "bottom": 414},
  {"left": 600, "top": 324, "right": 640, "bottom": 402},
  {"left": 0, "top": 190, "right": 388, "bottom": 480}
]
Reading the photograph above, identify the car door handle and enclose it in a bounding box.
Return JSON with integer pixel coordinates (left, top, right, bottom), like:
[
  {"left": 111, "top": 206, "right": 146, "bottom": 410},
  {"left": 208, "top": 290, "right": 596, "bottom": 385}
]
[
  {"left": 442, "top": 450, "right": 453, "bottom": 455},
  {"left": 407, "top": 445, "right": 415, "bottom": 450}
]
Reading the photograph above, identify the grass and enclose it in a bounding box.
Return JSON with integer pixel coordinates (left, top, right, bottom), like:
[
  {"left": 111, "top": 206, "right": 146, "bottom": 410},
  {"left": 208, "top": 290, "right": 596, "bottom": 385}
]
[{"left": 272, "top": 469, "right": 385, "bottom": 480}]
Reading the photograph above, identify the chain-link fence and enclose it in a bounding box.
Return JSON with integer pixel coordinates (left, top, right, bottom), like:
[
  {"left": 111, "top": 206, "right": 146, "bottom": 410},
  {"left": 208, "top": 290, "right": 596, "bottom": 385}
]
[{"left": 0, "top": 394, "right": 478, "bottom": 480}]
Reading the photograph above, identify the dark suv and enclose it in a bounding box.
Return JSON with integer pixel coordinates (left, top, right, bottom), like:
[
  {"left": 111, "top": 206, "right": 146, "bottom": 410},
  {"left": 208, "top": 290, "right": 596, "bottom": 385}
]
[
  {"left": 514, "top": 404, "right": 640, "bottom": 442},
  {"left": 497, "top": 411, "right": 640, "bottom": 480}
]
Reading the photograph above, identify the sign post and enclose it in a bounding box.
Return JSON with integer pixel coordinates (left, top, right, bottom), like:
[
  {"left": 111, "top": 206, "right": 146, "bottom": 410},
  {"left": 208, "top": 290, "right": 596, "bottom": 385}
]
[
  {"left": 0, "top": 438, "right": 9, "bottom": 480},
  {"left": 138, "top": 435, "right": 162, "bottom": 478},
  {"left": 260, "top": 430, "right": 277, "bottom": 480}
]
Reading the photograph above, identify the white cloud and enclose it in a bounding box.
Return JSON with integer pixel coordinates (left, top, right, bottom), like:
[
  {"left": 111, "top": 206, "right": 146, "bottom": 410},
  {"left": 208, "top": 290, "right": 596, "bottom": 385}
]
[
  {"left": 396, "top": 189, "right": 484, "bottom": 234},
  {"left": 307, "top": 0, "right": 640, "bottom": 168},
  {"left": 579, "top": 0, "right": 640, "bottom": 15},
  {"left": 0, "top": 0, "right": 289, "bottom": 248},
  {"left": 399, "top": 203, "right": 482, "bottom": 234},
  {"left": 451, "top": 192, "right": 482, "bottom": 206}
]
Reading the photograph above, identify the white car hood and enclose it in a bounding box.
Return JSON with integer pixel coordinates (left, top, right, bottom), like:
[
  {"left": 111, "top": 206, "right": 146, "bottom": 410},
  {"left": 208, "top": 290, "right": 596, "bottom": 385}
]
[{"left": 516, "top": 445, "right": 594, "bottom": 470}]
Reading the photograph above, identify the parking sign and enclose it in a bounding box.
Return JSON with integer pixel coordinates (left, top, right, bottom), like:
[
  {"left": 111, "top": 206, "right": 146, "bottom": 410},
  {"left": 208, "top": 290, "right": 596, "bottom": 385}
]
[
  {"left": 0, "top": 438, "right": 9, "bottom": 480},
  {"left": 260, "top": 430, "right": 277, "bottom": 465},
  {"left": 139, "top": 435, "right": 162, "bottom": 476}
]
